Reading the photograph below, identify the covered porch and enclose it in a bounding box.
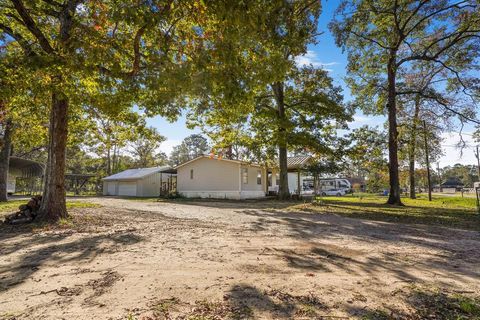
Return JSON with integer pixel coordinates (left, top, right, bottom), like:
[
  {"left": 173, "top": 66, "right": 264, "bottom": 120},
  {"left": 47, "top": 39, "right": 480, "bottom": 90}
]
[
  {"left": 267, "top": 156, "right": 313, "bottom": 196},
  {"left": 159, "top": 167, "right": 177, "bottom": 197}
]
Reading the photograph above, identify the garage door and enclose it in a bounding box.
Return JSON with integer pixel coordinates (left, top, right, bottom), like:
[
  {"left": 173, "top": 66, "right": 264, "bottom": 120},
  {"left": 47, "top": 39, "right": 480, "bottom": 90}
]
[
  {"left": 118, "top": 182, "right": 137, "bottom": 196},
  {"left": 107, "top": 182, "right": 116, "bottom": 195}
]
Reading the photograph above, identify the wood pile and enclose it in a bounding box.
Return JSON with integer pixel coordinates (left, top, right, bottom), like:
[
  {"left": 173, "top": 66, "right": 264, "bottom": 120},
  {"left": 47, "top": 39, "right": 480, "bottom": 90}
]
[{"left": 4, "top": 195, "right": 42, "bottom": 225}]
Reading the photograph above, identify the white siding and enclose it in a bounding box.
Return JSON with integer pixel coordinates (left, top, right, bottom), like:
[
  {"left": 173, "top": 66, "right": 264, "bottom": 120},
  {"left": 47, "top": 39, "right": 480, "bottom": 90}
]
[
  {"left": 103, "top": 173, "right": 164, "bottom": 197},
  {"left": 118, "top": 182, "right": 137, "bottom": 196},
  {"left": 138, "top": 172, "right": 162, "bottom": 197},
  {"left": 106, "top": 182, "right": 117, "bottom": 195}
]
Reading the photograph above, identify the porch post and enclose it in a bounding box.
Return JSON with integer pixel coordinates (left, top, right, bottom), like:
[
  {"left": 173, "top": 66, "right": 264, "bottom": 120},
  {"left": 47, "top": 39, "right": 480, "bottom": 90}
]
[
  {"left": 160, "top": 173, "right": 163, "bottom": 196},
  {"left": 297, "top": 168, "right": 301, "bottom": 196},
  {"left": 264, "top": 166, "right": 268, "bottom": 195},
  {"left": 271, "top": 169, "right": 277, "bottom": 191},
  {"left": 238, "top": 163, "right": 242, "bottom": 198}
]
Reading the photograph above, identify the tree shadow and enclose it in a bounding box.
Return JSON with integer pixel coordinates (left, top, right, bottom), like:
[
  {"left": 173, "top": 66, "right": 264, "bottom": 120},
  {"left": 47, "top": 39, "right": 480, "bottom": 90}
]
[
  {"left": 223, "top": 284, "right": 329, "bottom": 319},
  {"left": 314, "top": 199, "right": 480, "bottom": 231},
  {"left": 347, "top": 287, "right": 480, "bottom": 319},
  {"left": 237, "top": 208, "right": 480, "bottom": 284},
  {"left": 160, "top": 197, "right": 301, "bottom": 210},
  {"left": 0, "top": 231, "right": 143, "bottom": 292}
]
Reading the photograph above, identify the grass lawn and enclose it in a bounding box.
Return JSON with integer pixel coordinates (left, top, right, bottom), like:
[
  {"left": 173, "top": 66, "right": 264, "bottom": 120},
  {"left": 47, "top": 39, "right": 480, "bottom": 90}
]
[
  {"left": 0, "top": 200, "right": 100, "bottom": 219},
  {"left": 296, "top": 193, "right": 480, "bottom": 232}
]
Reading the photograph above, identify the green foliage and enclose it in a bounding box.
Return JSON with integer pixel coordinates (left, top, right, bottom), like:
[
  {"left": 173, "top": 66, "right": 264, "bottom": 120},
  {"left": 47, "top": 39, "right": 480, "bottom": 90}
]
[
  {"left": 441, "top": 164, "right": 479, "bottom": 187},
  {"left": 1, "top": 0, "right": 328, "bottom": 206},
  {"left": 191, "top": 65, "right": 351, "bottom": 164},
  {"left": 330, "top": 0, "right": 479, "bottom": 116},
  {"left": 330, "top": 0, "right": 480, "bottom": 203},
  {"left": 129, "top": 126, "right": 167, "bottom": 168},
  {"left": 169, "top": 134, "right": 209, "bottom": 166},
  {"left": 345, "top": 126, "right": 389, "bottom": 192}
]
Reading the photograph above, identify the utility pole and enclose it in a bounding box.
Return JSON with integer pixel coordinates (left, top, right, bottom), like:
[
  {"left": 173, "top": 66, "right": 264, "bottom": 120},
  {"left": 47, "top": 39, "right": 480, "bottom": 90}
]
[
  {"left": 423, "top": 120, "right": 432, "bottom": 201},
  {"left": 474, "top": 145, "right": 480, "bottom": 182},
  {"left": 437, "top": 162, "right": 442, "bottom": 192}
]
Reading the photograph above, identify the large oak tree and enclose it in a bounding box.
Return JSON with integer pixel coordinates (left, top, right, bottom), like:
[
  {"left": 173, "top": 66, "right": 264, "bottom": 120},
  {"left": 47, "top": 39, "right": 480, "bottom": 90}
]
[
  {"left": 330, "top": 0, "right": 480, "bottom": 205},
  {"left": 1, "top": 0, "right": 305, "bottom": 220}
]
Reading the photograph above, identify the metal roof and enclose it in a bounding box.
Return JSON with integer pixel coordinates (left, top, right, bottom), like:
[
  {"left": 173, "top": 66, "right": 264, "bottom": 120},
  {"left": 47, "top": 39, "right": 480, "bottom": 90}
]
[
  {"left": 9, "top": 156, "right": 44, "bottom": 177},
  {"left": 175, "top": 155, "right": 262, "bottom": 169},
  {"left": 287, "top": 156, "right": 312, "bottom": 169},
  {"left": 102, "top": 166, "right": 173, "bottom": 181}
]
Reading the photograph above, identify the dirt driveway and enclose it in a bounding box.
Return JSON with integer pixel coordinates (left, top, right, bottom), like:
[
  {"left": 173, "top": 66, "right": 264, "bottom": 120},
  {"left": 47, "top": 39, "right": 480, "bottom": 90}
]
[{"left": 1, "top": 197, "right": 479, "bottom": 319}]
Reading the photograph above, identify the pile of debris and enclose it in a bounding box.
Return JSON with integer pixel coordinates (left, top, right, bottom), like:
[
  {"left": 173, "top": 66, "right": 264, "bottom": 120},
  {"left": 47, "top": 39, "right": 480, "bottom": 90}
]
[{"left": 4, "top": 195, "right": 42, "bottom": 225}]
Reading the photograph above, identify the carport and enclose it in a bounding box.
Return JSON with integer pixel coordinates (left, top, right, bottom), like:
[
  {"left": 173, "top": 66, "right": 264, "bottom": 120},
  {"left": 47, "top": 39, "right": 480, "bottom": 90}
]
[{"left": 9, "top": 156, "right": 45, "bottom": 194}]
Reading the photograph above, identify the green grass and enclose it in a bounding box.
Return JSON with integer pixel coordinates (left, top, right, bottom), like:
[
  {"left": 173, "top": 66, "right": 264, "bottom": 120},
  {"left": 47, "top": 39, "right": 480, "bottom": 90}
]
[
  {"left": 297, "top": 193, "right": 480, "bottom": 231},
  {"left": 0, "top": 200, "right": 100, "bottom": 220},
  {"left": 0, "top": 200, "right": 99, "bottom": 211},
  {"left": 0, "top": 200, "right": 27, "bottom": 213}
]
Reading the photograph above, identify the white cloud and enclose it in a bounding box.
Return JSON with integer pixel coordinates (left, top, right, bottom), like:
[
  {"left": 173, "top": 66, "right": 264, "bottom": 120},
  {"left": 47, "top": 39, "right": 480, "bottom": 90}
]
[
  {"left": 295, "top": 50, "right": 338, "bottom": 71},
  {"left": 159, "top": 139, "right": 181, "bottom": 155},
  {"left": 352, "top": 115, "right": 369, "bottom": 123}
]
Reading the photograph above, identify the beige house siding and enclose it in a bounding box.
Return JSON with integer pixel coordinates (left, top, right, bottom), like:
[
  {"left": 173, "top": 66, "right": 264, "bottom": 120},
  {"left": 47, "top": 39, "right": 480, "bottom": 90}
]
[
  {"left": 239, "top": 165, "right": 265, "bottom": 191},
  {"left": 177, "top": 157, "right": 266, "bottom": 199}
]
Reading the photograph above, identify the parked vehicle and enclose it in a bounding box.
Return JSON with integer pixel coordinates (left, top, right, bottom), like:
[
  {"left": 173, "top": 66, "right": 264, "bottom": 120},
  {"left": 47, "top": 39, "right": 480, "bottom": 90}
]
[
  {"left": 320, "top": 189, "right": 346, "bottom": 196},
  {"left": 318, "top": 178, "right": 352, "bottom": 193}
]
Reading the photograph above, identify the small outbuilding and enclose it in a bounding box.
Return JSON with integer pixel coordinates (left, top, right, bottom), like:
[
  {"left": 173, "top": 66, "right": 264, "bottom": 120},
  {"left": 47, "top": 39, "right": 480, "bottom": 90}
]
[
  {"left": 176, "top": 155, "right": 266, "bottom": 199},
  {"left": 102, "top": 166, "right": 176, "bottom": 197},
  {"left": 8, "top": 157, "right": 45, "bottom": 194}
]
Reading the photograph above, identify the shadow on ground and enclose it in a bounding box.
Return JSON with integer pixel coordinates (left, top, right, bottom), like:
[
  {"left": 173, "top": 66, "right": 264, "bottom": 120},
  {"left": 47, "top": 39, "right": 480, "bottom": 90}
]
[
  {"left": 148, "top": 283, "right": 480, "bottom": 319},
  {"left": 0, "top": 231, "right": 143, "bottom": 292},
  {"left": 310, "top": 198, "right": 480, "bottom": 231},
  {"left": 238, "top": 207, "right": 480, "bottom": 284}
]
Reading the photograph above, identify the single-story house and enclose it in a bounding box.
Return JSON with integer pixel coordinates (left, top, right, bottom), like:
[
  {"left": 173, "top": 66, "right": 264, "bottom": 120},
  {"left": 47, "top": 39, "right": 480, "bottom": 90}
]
[
  {"left": 8, "top": 157, "right": 45, "bottom": 194},
  {"left": 176, "top": 155, "right": 266, "bottom": 199},
  {"left": 102, "top": 166, "right": 176, "bottom": 197}
]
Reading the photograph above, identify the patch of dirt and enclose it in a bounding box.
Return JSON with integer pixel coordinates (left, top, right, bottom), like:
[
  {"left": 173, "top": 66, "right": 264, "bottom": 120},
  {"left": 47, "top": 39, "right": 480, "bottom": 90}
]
[
  {"left": 1, "top": 198, "right": 479, "bottom": 319},
  {"left": 87, "top": 270, "right": 122, "bottom": 297},
  {"left": 55, "top": 286, "right": 83, "bottom": 297}
]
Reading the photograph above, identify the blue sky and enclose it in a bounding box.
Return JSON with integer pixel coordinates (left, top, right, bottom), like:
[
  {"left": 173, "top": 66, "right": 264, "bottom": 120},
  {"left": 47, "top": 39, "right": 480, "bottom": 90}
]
[{"left": 150, "top": 0, "right": 477, "bottom": 167}]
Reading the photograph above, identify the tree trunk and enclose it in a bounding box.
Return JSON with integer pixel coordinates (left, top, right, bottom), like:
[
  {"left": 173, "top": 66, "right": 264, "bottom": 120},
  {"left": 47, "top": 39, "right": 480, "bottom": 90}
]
[
  {"left": 0, "top": 118, "right": 12, "bottom": 202},
  {"left": 112, "top": 143, "right": 117, "bottom": 173},
  {"left": 423, "top": 120, "right": 432, "bottom": 201},
  {"left": 272, "top": 82, "right": 290, "bottom": 200},
  {"left": 37, "top": 92, "right": 68, "bottom": 221},
  {"left": 386, "top": 54, "right": 403, "bottom": 205},
  {"left": 408, "top": 95, "right": 421, "bottom": 199}
]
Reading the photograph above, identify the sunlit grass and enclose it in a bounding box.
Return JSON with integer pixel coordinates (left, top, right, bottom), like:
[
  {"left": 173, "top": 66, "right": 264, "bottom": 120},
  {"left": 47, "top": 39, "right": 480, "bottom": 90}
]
[
  {"left": 0, "top": 200, "right": 100, "bottom": 219},
  {"left": 293, "top": 193, "right": 480, "bottom": 231}
]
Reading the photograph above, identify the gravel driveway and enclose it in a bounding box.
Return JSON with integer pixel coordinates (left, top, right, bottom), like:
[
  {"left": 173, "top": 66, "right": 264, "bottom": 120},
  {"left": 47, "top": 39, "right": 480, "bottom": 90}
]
[{"left": 1, "top": 197, "right": 479, "bottom": 319}]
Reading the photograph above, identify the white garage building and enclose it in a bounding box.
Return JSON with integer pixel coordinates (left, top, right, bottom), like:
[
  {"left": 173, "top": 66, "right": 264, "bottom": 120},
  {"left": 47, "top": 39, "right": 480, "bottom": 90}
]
[{"left": 102, "top": 166, "right": 175, "bottom": 197}]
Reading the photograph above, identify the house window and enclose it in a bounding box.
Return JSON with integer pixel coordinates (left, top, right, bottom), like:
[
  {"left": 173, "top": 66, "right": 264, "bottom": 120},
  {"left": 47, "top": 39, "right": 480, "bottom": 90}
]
[
  {"left": 242, "top": 168, "right": 248, "bottom": 184},
  {"left": 190, "top": 169, "right": 194, "bottom": 179},
  {"left": 275, "top": 173, "right": 279, "bottom": 186},
  {"left": 257, "top": 170, "right": 262, "bottom": 185}
]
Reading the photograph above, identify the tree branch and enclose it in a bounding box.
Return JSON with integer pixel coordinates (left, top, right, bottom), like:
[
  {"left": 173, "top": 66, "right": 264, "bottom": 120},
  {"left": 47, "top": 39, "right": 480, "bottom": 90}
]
[
  {"left": 10, "top": 0, "right": 55, "bottom": 54},
  {"left": 0, "top": 22, "right": 36, "bottom": 56}
]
